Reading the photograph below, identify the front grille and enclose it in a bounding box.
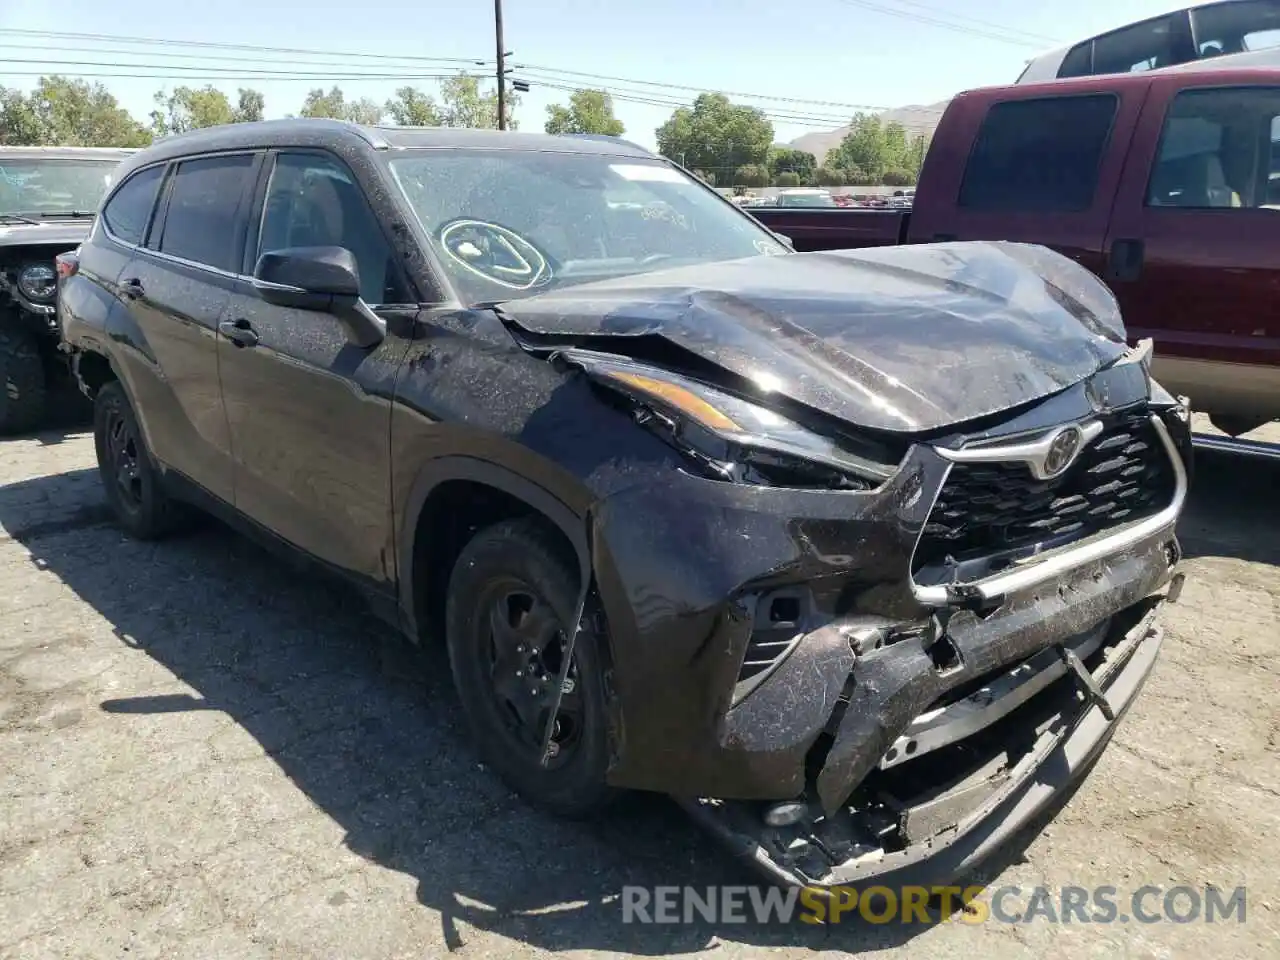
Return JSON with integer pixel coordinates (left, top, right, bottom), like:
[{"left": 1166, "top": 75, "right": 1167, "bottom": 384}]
[{"left": 914, "top": 409, "right": 1176, "bottom": 574}]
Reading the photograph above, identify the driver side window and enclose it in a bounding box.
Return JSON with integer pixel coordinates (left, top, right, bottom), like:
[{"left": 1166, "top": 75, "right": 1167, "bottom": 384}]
[{"left": 257, "top": 152, "right": 408, "bottom": 304}]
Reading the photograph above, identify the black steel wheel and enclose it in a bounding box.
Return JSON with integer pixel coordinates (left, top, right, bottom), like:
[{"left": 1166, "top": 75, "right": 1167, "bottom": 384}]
[
  {"left": 445, "top": 518, "right": 615, "bottom": 817},
  {"left": 93, "top": 380, "right": 182, "bottom": 539}
]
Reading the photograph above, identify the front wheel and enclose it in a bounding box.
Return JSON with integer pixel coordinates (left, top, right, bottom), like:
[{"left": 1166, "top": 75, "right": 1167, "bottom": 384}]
[
  {"left": 93, "top": 380, "right": 183, "bottom": 539},
  {"left": 445, "top": 518, "right": 616, "bottom": 818},
  {"left": 0, "top": 324, "right": 48, "bottom": 435}
]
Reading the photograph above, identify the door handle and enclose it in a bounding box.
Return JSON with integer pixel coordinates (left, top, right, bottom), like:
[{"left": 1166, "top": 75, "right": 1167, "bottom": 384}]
[
  {"left": 120, "top": 277, "right": 145, "bottom": 300},
  {"left": 1108, "top": 239, "right": 1145, "bottom": 282},
  {"left": 218, "top": 318, "right": 260, "bottom": 348}
]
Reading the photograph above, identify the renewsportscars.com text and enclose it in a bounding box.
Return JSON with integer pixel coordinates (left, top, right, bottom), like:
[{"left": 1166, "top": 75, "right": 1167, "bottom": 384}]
[{"left": 620, "top": 884, "right": 1248, "bottom": 925}]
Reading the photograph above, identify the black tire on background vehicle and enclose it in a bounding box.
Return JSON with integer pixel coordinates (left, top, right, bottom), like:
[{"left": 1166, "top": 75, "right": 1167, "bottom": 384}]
[
  {"left": 0, "top": 324, "right": 48, "bottom": 436},
  {"left": 93, "top": 380, "right": 183, "bottom": 540},
  {"left": 445, "top": 517, "right": 616, "bottom": 818}
]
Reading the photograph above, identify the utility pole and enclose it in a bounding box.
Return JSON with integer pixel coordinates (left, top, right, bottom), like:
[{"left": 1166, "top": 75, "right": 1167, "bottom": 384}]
[{"left": 494, "top": 0, "right": 507, "bottom": 130}]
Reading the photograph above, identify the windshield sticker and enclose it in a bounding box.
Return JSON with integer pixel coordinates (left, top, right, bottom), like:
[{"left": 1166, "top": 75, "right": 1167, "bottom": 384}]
[
  {"left": 754, "top": 239, "right": 787, "bottom": 256},
  {"left": 439, "top": 220, "right": 550, "bottom": 291},
  {"left": 609, "top": 164, "right": 686, "bottom": 183}
]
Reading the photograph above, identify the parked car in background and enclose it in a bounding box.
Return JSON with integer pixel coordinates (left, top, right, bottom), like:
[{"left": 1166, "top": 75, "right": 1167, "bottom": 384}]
[
  {"left": 1, "top": 146, "right": 134, "bottom": 433},
  {"left": 775, "top": 187, "right": 837, "bottom": 208},
  {"left": 1017, "top": 0, "right": 1280, "bottom": 83},
  {"left": 60, "top": 119, "right": 1188, "bottom": 889},
  {"left": 751, "top": 66, "right": 1280, "bottom": 438}
]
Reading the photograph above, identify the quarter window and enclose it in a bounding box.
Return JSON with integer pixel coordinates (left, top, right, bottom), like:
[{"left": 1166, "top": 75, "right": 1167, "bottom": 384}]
[
  {"left": 1092, "top": 15, "right": 1181, "bottom": 74},
  {"left": 959, "top": 95, "right": 1118, "bottom": 212},
  {"left": 1147, "top": 86, "right": 1280, "bottom": 209},
  {"left": 156, "top": 154, "right": 256, "bottom": 272},
  {"left": 257, "top": 152, "right": 407, "bottom": 305},
  {"left": 101, "top": 165, "right": 164, "bottom": 246}
]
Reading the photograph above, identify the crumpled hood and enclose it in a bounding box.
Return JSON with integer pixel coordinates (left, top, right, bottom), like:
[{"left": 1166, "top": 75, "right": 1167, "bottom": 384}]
[
  {"left": 0, "top": 219, "right": 93, "bottom": 250},
  {"left": 499, "top": 241, "right": 1131, "bottom": 434}
]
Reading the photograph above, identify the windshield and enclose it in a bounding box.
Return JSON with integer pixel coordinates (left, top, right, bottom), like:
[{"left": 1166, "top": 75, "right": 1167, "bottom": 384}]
[
  {"left": 777, "top": 192, "right": 836, "bottom": 208},
  {"left": 0, "top": 159, "right": 118, "bottom": 217},
  {"left": 386, "top": 149, "right": 787, "bottom": 303}
]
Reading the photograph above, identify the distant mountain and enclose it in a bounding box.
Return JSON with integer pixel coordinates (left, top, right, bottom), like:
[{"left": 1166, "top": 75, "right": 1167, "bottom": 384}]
[{"left": 788, "top": 99, "right": 950, "bottom": 166}]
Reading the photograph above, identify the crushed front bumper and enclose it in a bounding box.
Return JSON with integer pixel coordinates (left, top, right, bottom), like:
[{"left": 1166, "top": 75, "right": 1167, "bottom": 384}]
[{"left": 681, "top": 594, "right": 1170, "bottom": 888}]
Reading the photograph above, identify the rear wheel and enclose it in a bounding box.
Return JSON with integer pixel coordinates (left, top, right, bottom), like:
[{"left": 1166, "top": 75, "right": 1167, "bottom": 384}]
[
  {"left": 0, "top": 324, "right": 47, "bottom": 436},
  {"left": 445, "top": 518, "right": 615, "bottom": 818},
  {"left": 93, "top": 381, "right": 183, "bottom": 539}
]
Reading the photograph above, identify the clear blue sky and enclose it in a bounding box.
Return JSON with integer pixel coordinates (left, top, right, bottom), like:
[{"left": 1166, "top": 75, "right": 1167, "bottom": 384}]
[{"left": 1, "top": 0, "right": 1184, "bottom": 150}]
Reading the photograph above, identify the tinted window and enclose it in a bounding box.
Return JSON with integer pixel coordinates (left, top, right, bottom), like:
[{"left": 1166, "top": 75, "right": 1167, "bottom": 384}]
[
  {"left": 101, "top": 165, "right": 164, "bottom": 246},
  {"left": 156, "top": 154, "right": 255, "bottom": 272},
  {"left": 1093, "top": 15, "right": 1180, "bottom": 74},
  {"left": 1192, "top": 0, "right": 1280, "bottom": 56},
  {"left": 257, "top": 152, "right": 407, "bottom": 305},
  {"left": 959, "top": 95, "right": 1118, "bottom": 212},
  {"left": 1148, "top": 86, "right": 1280, "bottom": 208},
  {"left": 1058, "top": 41, "right": 1094, "bottom": 77}
]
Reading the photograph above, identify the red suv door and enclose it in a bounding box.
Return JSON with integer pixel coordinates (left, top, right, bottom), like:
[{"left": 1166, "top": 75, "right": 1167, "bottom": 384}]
[{"left": 1104, "top": 74, "right": 1280, "bottom": 434}]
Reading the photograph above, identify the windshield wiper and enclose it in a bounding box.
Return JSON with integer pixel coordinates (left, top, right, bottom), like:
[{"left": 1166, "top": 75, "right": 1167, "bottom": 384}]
[
  {"left": 37, "top": 210, "right": 96, "bottom": 219},
  {"left": 0, "top": 213, "right": 40, "bottom": 225}
]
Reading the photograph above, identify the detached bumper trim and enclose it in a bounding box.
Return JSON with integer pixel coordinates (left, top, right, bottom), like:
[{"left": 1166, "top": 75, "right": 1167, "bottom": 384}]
[
  {"left": 684, "top": 606, "right": 1165, "bottom": 889},
  {"left": 913, "top": 415, "right": 1186, "bottom": 605}
]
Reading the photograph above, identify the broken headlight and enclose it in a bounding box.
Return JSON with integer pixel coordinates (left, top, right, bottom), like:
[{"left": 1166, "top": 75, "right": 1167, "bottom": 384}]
[{"left": 568, "top": 351, "right": 897, "bottom": 490}]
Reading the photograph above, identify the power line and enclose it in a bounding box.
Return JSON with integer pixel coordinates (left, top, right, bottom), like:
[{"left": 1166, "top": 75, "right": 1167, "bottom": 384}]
[
  {"left": 0, "top": 58, "right": 491, "bottom": 80},
  {"left": 0, "top": 27, "right": 490, "bottom": 66},
  {"left": 514, "top": 65, "right": 892, "bottom": 111},
  {"left": 0, "top": 42, "right": 488, "bottom": 71},
  {"left": 829, "top": 0, "right": 1056, "bottom": 47},
  {"left": 0, "top": 68, "right": 485, "bottom": 82},
  {"left": 885, "top": 0, "right": 1061, "bottom": 44},
  {"left": 0, "top": 26, "right": 895, "bottom": 112}
]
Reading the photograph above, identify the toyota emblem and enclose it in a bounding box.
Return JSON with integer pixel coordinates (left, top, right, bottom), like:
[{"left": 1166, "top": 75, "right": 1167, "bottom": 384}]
[{"left": 1042, "top": 426, "right": 1083, "bottom": 477}]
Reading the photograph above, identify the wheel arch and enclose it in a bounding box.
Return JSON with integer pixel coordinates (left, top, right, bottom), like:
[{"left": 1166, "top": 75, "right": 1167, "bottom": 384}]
[{"left": 398, "top": 455, "right": 593, "bottom": 647}]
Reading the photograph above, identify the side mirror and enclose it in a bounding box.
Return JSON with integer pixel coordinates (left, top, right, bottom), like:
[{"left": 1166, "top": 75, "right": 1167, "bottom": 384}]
[{"left": 252, "top": 246, "right": 385, "bottom": 348}]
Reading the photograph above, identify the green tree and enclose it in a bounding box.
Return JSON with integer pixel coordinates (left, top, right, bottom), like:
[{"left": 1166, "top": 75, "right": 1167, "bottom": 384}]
[
  {"left": 774, "top": 170, "right": 801, "bottom": 188},
  {"left": 813, "top": 166, "right": 846, "bottom": 186},
  {"left": 544, "top": 88, "right": 624, "bottom": 136},
  {"left": 385, "top": 86, "right": 441, "bottom": 126},
  {"left": 733, "top": 163, "right": 770, "bottom": 188},
  {"left": 767, "top": 147, "right": 815, "bottom": 184},
  {"left": 906, "top": 133, "right": 928, "bottom": 178},
  {"left": 882, "top": 168, "right": 915, "bottom": 186},
  {"left": 233, "top": 88, "right": 265, "bottom": 124},
  {"left": 0, "top": 76, "right": 150, "bottom": 147},
  {"left": 151, "top": 86, "right": 233, "bottom": 136},
  {"left": 437, "top": 74, "right": 518, "bottom": 129},
  {"left": 0, "top": 87, "right": 45, "bottom": 145},
  {"left": 826, "top": 112, "right": 889, "bottom": 182},
  {"left": 655, "top": 93, "right": 773, "bottom": 184},
  {"left": 299, "top": 86, "right": 384, "bottom": 125}
]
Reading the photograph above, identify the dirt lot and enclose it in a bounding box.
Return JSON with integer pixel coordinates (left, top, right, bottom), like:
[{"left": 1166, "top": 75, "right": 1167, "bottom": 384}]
[{"left": 1, "top": 415, "right": 1277, "bottom": 959}]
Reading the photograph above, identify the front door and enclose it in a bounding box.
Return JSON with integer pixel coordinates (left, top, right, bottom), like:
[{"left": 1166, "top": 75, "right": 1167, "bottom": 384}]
[
  {"left": 217, "top": 149, "right": 414, "bottom": 585},
  {"left": 1105, "top": 78, "right": 1280, "bottom": 425}
]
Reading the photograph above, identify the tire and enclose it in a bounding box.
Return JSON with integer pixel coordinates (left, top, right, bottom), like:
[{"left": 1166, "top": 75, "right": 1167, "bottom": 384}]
[
  {"left": 0, "top": 324, "right": 48, "bottom": 436},
  {"left": 445, "top": 517, "right": 616, "bottom": 818},
  {"left": 93, "top": 380, "right": 183, "bottom": 540}
]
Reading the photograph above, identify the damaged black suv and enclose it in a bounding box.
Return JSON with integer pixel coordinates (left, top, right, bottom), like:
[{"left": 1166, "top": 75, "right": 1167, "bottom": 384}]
[{"left": 59, "top": 120, "right": 1191, "bottom": 889}]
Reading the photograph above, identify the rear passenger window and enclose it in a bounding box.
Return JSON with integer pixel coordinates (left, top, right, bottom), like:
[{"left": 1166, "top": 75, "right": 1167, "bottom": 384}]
[
  {"left": 156, "top": 154, "right": 255, "bottom": 272},
  {"left": 1147, "top": 86, "right": 1280, "bottom": 209},
  {"left": 101, "top": 165, "right": 163, "bottom": 246},
  {"left": 1092, "top": 15, "right": 1180, "bottom": 74},
  {"left": 959, "top": 95, "right": 1118, "bottom": 213}
]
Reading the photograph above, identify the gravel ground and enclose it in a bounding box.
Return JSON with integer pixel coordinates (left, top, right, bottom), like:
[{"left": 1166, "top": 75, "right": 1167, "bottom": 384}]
[{"left": 1, "top": 415, "right": 1277, "bottom": 959}]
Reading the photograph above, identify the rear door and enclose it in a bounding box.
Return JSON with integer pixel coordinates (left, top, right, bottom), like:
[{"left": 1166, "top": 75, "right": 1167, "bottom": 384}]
[
  {"left": 1104, "top": 75, "right": 1280, "bottom": 419},
  {"left": 216, "top": 148, "right": 414, "bottom": 585},
  {"left": 114, "top": 152, "right": 261, "bottom": 504},
  {"left": 905, "top": 84, "right": 1147, "bottom": 280}
]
